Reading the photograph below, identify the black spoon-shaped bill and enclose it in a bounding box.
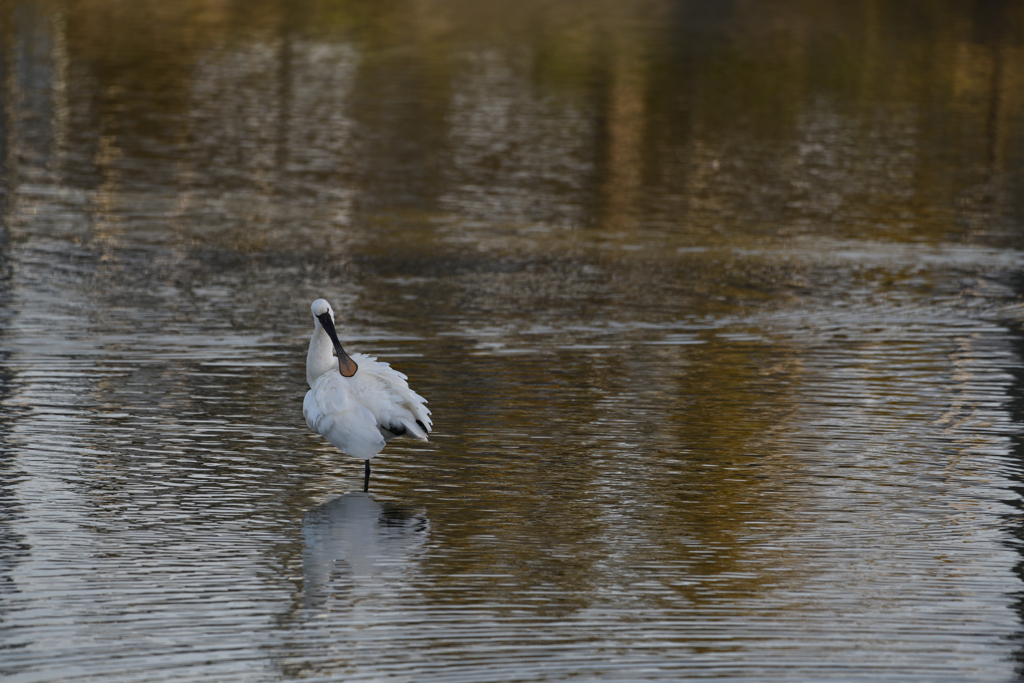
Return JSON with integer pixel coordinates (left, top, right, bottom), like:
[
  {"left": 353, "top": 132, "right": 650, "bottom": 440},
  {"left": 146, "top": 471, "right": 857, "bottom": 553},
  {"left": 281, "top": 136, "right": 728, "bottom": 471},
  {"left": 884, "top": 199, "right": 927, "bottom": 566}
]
[{"left": 316, "top": 312, "right": 358, "bottom": 377}]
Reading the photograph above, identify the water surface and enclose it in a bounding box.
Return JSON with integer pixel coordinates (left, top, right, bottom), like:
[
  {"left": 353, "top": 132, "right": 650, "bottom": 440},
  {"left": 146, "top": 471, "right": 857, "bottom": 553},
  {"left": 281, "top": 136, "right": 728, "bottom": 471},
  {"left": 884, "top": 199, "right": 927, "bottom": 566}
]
[{"left": 3, "top": 1, "right": 1024, "bottom": 680}]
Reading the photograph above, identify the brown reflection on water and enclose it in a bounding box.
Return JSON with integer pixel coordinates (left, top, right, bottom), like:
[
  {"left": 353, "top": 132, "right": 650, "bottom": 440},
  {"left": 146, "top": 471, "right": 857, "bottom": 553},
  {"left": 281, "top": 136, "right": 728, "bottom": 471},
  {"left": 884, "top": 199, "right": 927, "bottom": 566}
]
[
  {"left": 599, "top": 2, "right": 647, "bottom": 233},
  {"left": 7, "top": 0, "right": 1023, "bottom": 250}
]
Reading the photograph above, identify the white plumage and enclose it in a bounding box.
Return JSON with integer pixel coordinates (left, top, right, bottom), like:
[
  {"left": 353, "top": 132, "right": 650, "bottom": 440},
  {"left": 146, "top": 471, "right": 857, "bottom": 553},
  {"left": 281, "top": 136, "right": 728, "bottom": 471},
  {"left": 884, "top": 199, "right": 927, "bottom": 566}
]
[{"left": 302, "top": 299, "right": 431, "bottom": 486}]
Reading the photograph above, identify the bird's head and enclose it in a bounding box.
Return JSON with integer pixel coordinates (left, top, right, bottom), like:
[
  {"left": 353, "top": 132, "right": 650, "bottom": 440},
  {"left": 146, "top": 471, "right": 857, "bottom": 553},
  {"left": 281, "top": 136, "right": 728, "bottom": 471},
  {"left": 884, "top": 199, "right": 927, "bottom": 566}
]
[
  {"left": 311, "top": 298, "right": 334, "bottom": 321},
  {"left": 310, "top": 298, "right": 357, "bottom": 377}
]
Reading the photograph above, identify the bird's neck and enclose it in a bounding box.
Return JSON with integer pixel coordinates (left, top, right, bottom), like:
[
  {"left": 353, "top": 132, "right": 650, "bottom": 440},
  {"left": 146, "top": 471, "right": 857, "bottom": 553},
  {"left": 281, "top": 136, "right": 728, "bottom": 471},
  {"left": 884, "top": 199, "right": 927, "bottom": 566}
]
[{"left": 306, "top": 324, "right": 336, "bottom": 387}]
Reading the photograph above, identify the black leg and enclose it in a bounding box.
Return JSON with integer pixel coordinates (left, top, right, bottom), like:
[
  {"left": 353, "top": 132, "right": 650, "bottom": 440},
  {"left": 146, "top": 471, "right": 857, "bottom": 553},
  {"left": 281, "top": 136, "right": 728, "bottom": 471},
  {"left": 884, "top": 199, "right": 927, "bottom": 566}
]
[{"left": 363, "top": 459, "right": 370, "bottom": 493}]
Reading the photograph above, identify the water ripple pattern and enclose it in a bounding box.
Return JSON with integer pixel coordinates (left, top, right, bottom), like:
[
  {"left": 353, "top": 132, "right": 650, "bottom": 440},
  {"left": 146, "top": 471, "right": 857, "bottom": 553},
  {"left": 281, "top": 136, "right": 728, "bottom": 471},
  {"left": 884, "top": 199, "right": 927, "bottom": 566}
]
[{"left": 3, "top": 2, "right": 1024, "bottom": 682}]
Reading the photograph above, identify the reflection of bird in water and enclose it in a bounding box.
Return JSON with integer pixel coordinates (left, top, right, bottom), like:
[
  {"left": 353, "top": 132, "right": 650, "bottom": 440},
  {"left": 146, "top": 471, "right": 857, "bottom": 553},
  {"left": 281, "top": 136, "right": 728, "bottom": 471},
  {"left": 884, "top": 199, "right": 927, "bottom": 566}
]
[
  {"left": 302, "top": 492, "right": 428, "bottom": 611},
  {"left": 303, "top": 299, "right": 432, "bottom": 491}
]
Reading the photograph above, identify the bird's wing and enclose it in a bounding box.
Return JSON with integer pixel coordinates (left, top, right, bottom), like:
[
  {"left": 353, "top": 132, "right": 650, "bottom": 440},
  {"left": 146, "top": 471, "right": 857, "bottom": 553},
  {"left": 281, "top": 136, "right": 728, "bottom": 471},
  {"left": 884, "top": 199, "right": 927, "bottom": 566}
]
[
  {"left": 304, "top": 373, "right": 386, "bottom": 459},
  {"left": 349, "top": 354, "right": 432, "bottom": 440}
]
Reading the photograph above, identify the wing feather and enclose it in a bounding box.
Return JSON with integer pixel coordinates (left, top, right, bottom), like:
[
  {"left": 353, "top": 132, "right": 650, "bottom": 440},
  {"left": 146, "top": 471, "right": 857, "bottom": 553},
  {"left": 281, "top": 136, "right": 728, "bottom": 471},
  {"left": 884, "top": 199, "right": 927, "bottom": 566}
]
[
  {"left": 348, "top": 353, "right": 432, "bottom": 442},
  {"left": 304, "top": 372, "right": 386, "bottom": 460}
]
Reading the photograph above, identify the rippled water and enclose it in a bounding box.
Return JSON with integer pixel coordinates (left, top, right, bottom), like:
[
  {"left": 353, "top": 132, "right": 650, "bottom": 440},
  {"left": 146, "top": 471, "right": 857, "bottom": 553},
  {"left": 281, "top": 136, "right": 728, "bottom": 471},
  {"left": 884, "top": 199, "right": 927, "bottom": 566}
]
[{"left": 4, "top": 1, "right": 1024, "bottom": 681}]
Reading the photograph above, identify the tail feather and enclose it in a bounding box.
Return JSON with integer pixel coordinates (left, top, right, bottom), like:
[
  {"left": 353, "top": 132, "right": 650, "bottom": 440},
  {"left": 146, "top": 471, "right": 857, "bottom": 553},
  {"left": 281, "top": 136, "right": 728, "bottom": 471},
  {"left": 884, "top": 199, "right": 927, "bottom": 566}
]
[{"left": 403, "top": 417, "right": 429, "bottom": 441}]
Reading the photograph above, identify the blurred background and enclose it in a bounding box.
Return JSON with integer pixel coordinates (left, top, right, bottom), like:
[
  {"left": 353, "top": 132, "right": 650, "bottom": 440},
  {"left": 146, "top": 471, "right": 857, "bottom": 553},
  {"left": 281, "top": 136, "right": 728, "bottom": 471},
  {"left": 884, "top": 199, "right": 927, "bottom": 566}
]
[{"left": 3, "top": 0, "right": 1024, "bottom": 681}]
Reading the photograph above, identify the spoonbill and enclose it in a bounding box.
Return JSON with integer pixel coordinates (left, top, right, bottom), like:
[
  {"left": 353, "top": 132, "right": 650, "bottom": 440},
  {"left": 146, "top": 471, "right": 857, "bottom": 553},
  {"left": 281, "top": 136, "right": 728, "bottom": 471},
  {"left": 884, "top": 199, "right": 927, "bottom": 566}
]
[{"left": 303, "top": 299, "right": 431, "bottom": 491}]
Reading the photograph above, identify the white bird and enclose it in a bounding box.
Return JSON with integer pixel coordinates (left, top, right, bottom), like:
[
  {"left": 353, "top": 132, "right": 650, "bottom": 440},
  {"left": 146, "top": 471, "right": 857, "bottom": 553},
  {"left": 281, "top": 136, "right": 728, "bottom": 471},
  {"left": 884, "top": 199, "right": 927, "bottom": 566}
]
[{"left": 303, "top": 299, "right": 431, "bottom": 490}]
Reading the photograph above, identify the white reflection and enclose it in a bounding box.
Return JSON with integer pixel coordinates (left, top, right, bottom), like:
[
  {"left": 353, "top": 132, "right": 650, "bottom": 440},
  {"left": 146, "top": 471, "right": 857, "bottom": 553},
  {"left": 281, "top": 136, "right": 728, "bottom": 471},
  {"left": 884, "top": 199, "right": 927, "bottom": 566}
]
[{"left": 301, "top": 492, "right": 428, "bottom": 612}]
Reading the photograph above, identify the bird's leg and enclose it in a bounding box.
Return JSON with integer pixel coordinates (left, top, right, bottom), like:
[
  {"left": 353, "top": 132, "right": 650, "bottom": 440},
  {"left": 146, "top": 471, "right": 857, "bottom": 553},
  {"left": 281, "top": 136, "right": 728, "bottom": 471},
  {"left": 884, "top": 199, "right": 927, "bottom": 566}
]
[{"left": 363, "top": 459, "right": 370, "bottom": 493}]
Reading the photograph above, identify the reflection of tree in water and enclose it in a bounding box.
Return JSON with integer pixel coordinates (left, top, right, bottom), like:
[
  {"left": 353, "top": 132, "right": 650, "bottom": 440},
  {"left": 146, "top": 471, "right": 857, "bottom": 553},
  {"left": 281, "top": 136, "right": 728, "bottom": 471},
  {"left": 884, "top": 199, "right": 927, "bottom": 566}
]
[
  {"left": 32, "top": 0, "right": 1024, "bottom": 254},
  {"left": 406, "top": 327, "right": 802, "bottom": 618}
]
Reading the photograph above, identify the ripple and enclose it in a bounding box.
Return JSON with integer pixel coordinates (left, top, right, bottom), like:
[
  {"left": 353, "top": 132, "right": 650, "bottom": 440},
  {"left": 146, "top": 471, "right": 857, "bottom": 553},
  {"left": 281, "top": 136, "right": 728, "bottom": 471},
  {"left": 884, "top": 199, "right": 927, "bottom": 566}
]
[{"left": 3, "top": 1, "right": 1024, "bottom": 681}]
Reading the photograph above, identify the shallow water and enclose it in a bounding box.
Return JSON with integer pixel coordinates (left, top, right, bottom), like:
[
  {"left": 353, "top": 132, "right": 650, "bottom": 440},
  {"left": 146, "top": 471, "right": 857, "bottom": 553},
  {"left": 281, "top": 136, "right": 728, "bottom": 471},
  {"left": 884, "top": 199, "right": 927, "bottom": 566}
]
[{"left": 4, "top": 0, "right": 1024, "bottom": 680}]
